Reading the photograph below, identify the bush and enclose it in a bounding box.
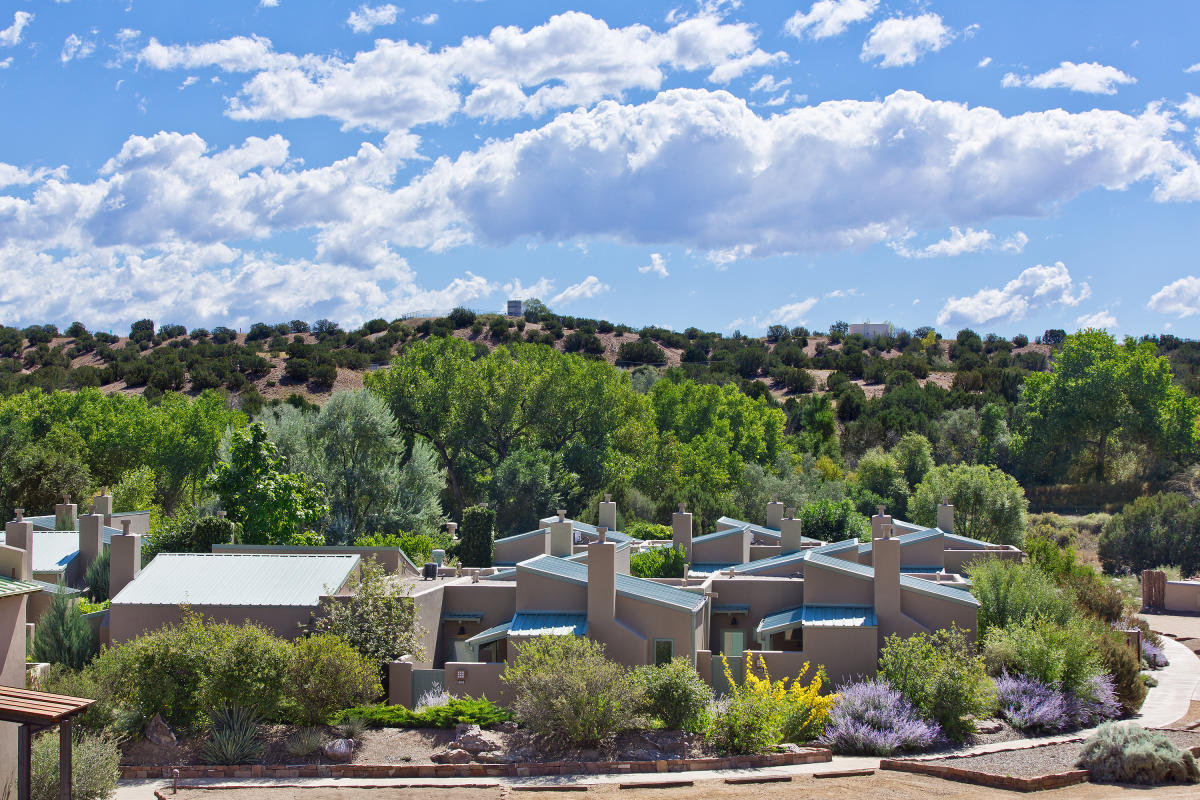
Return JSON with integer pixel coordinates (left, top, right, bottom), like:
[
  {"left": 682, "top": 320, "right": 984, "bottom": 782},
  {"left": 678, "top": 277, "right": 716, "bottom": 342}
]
[
  {"left": 199, "top": 705, "right": 264, "bottom": 765},
  {"left": 503, "top": 636, "right": 641, "bottom": 746},
  {"left": 994, "top": 673, "right": 1067, "bottom": 732},
  {"left": 910, "top": 463, "right": 1027, "bottom": 546},
  {"left": 708, "top": 655, "right": 834, "bottom": 753},
  {"left": 629, "top": 546, "right": 686, "bottom": 578},
  {"left": 30, "top": 731, "right": 120, "bottom": 800},
  {"left": 622, "top": 521, "right": 673, "bottom": 540},
  {"left": 285, "top": 635, "right": 382, "bottom": 726},
  {"left": 1076, "top": 723, "right": 1199, "bottom": 784},
  {"left": 84, "top": 548, "right": 109, "bottom": 602},
  {"left": 34, "top": 665, "right": 119, "bottom": 738},
  {"left": 820, "top": 679, "right": 940, "bottom": 756},
  {"left": 797, "top": 498, "right": 869, "bottom": 542},
  {"left": 634, "top": 658, "right": 713, "bottom": 732},
  {"left": 967, "top": 559, "right": 1075, "bottom": 635},
  {"left": 982, "top": 618, "right": 1103, "bottom": 697},
  {"left": 878, "top": 625, "right": 995, "bottom": 742},
  {"left": 455, "top": 505, "right": 495, "bottom": 568},
  {"left": 1065, "top": 674, "right": 1121, "bottom": 728},
  {"left": 32, "top": 589, "right": 97, "bottom": 669},
  {"left": 1098, "top": 631, "right": 1147, "bottom": 715},
  {"left": 200, "top": 622, "right": 292, "bottom": 720},
  {"left": 336, "top": 697, "right": 512, "bottom": 728},
  {"left": 313, "top": 559, "right": 422, "bottom": 664}
]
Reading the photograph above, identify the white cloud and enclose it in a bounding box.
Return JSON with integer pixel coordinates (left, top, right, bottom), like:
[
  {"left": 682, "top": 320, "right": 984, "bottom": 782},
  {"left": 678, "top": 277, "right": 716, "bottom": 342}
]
[
  {"left": 415, "top": 13, "right": 438, "bottom": 25},
  {"left": 503, "top": 277, "right": 555, "bottom": 300},
  {"left": 0, "top": 58, "right": 11, "bottom": 69},
  {"left": 638, "top": 253, "right": 669, "bottom": 277},
  {"left": 1185, "top": 63, "right": 1200, "bottom": 74},
  {"left": 61, "top": 33, "right": 96, "bottom": 64},
  {"left": 1148, "top": 276, "right": 1200, "bottom": 317},
  {"left": 766, "top": 297, "right": 818, "bottom": 325},
  {"left": 1180, "top": 94, "right": 1200, "bottom": 119},
  {"left": 0, "top": 163, "right": 67, "bottom": 189},
  {"left": 749, "top": 74, "right": 790, "bottom": 93},
  {"left": 1001, "top": 231, "right": 1029, "bottom": 254},
  {"left": 550, "top": 275, "right": 609, "bottom": 305},
  {"left": 1075, "top": 310, "right": 1116, "bottom": 329},
  {"left": 825, "top": 288, "right": 859, "bottom": 298},
  {"left": 1002, "top": 61, "right": 1136, "bottom": 95},
  {"left": 784, "top": 0, "right": 877, "bottom": 40},
  {"left": 892, "top": 227, "right": 1028, "bottom": 258},
  {"left": 936, "top": 262, "right": 1091, "bottom": 325},
  {"left": 977, "top": 56, "right": 992, "bottom": 68},
  {"left": 138, "top": 12, "right": 781, "bottom": 131},
  {"left": 0, "top": 11, "right": 33, "bottom": 47},
  {"left": 861, "top": 14, "right": 952, "bottom": 68},
  {"left": 347, "top": 4, "right": 399, "bottom": 34},
  {"left": 260, "top": 0, "right": 280, "bottom": 7}
]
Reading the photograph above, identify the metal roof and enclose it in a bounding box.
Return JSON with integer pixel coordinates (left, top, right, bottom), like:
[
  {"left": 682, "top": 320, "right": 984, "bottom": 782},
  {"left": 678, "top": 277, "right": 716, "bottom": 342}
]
[
  {"left": 27, "top": 579, "right": 83, "bottom": 595},
  {"left": 0, "top": 576, "right": 41, "bottom": 599},
  {"left": 807, "top": 538, "right": 861, "bottom": 556},
  {"left": 0, "top": 530, "right": 81, "bottom": 574},
  {"left": 756, "top": 606, "right": 804, "bottom": 640},
  {"left": 689, "top": 563, "right": 738, "bottom": 577},
  {"left": 712, "top": 604, "right": 750, "bottom": 614},
  {"left": 802, "top": 605, "right": 878, "bottom": 627},
  {"left": 858, "top": 528, "right": 944, "bottom": 555},
  {"left": 442, "top": 611, "right": 484, "bottom": 622},
  {"left": 111, "top": 553, "right": 360, "bottom": 607},
  {"left": 731, "top": 550, "right": 807, "bottom": 575},
  {"left": 517, "top": 555, "right": 707, "bottom": 612},
  {"left": 901, "top": 566, "right": 946, "bottom": 574},
  {"left": 943, "top": 531, "right": 995, "bottom": 549},
  {"left": 802, "top": 551, "right": 875, "bottom": 580},
  {"left": 494, "top": 528, "right": 548, "bottom": 544},
  {"left": 899, "top": 574, "right": 980, "bottom": 607},
  {"left": 466, "top": 620, "right": 511, "bottom": 650},
  {"left": 536, "top": 517, "right": 636, "bottom": 544},
  {"left": 691, "top": 526, "right": 749, "bottom": 544},
  {"left": 510, "top": 611, "right": 588, "bottom": 637}
]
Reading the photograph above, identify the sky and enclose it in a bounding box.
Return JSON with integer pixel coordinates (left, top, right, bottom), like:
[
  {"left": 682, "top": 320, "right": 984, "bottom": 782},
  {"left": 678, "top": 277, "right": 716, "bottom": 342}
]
[{"left": 1, "top": 0, "right": 1199, "bottom": 338}]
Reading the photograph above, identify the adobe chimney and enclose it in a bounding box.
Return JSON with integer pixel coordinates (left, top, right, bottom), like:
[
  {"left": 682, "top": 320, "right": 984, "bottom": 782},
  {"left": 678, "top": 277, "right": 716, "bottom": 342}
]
[
  {"left": 55, "top": 501, "right": 78, "bottom": 531},
  {"left": 871, "top": 506, "right": 893, "bottom": 541},
  {"left": 936, "top": 498, "right": 955, "bottom": 533},
  {"left": 781, "top": 513, "right": 806, "bottom": 553},
  {"left": 549, "top": 513, "right": 574, "bottom": 557},
  {"left": 872, "top": 517, "right": 901, "bottom": 647},
  {"left": 3, "top": 516, "right": 33, "bottom": 580},
  {"left": 109, "top": 520, "right": 141, "bottom": 600},
  {"left": 587, "top": 532, "right": 616, "bottom": 623},
  {"left": 598, "top": 494, "right": 617, "bottom": 531},
  {"left": 92, "top": 491, "right": 113, "bottom": 525},
  {"left": 78, "top": 513, "right": 104, "bottom": 576},
  {"left": 447, "top": 522, "right": 458, "bottom": 539},
  {"left": 671, "top": 503, "right": 693, "bottom": 562},
  {"left": 765, "top": 498, "right": 785, "bottom": 530}
]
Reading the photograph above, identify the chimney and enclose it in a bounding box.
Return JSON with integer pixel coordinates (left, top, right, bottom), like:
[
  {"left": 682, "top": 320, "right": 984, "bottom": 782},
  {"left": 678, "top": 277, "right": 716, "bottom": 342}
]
[
  {"left": 109, "top": 520, "right": 141, "bottom": 600},
  {"left": 78, "top": 513, "right": 104, "bottom": 575},
  {"left": 672, "top": 503, "right": 693, "bottom": 561},
  {"left": 3, "top": 515, "right": 33, "bottom": 580},
  {"left": 549, "top": 511, "right": 573, "bottom": 557},
  {"left": 781, "top": 513, "right": 806, "bottom": 553},
  {"left": 765, "top": 498, "right": 785, "bottom": 530},
  {"left": 871, "top": 506, "right": 893, "bottom": 541},
  {"left": 936, "top": 498, "right": 954, "bottom": 533},
  {"left": 93, "top": 491, "right": 114, "bottom": 525},
  {"left": 872, "top": 517, "right": 901, "bottom": 647},
  {"left": 446, "top": 522, "right": 458, "bottom": 539},
  {"left": 55, "top": 501, "right": 78, "bottom": 531},
  {"left": 597, "top": 526, "right": 608, "bottom": 543},
  {"left": 587, "top": 533, "right": 617, "bottom": 624},
  {"left": 598, "top": 494, "right": 617, "bottom": 531}
]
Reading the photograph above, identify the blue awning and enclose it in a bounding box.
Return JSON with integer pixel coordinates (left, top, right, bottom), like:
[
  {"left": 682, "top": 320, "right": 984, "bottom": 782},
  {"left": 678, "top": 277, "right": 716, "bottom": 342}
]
[{"left": 510, "top": 611, "right": 588, "bottom": 637}]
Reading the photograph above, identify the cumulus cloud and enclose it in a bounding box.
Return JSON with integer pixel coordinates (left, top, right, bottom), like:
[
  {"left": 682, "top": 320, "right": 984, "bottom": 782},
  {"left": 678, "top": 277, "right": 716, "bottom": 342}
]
[
  {"left": 503, "top": 277, "right": 555, "bottom": 300},
  {"left": 0, "top": 11, "right": 32, "bottom": 47},
  {"left": 1001, "top": 61, "right": 1136, "bottom": 94},
  {"left": 749, "top": 74, "right": 790, "bottom": 93},
  {"left": 415, "top": 13, "right": 438, "bottom": 25},
  {"left": 638, "top": 253, "right": 669, "bottom": 277},
  {"left": 1180, "top": 94, "right": 1200, "bottom": 119},
  {"left": 550, "top": 275, "right": 609, "bottom": 305},
  {"left": 61, "top": 33, "right": 96, "bottom": 64},
  {"left": 1075, "top": 310, "right": 1116, "bottom": 329},
  {"left": 1185, "top": 63, "right": 1200, "bottom": 74},
  {"left": 138, "top": 12, "right": 782, "bottom": 131},
  {"left": 766, "top": 297, "right": 818, "bottom": 325},
  {"left": 861, "top": 14, "right": 952, "bottom": 68},
  {"left": 1148, "top": 275, "right": 1200, "bottom": 317},
  {"left": 936, "top": 262, "right": 1090, "bottom": 326},
  {"left": 347, "top": 4, "right": 399, "bottom": 34},
  {"left": 784, "top": 0, "right": 877, "bottom": 40},
  {"left": 892, "top": 227, "right": 1028, "bottom": 258}
]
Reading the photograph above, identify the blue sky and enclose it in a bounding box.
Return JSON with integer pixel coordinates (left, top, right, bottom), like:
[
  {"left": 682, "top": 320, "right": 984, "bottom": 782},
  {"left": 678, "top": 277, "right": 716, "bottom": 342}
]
[{"left": 1, "top": 0, "right": 1198, "bottom": 337}]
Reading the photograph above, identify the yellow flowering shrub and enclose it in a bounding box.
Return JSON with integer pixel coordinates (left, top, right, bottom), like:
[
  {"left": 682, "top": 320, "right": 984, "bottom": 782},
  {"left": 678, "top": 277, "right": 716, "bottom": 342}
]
[{"left": 708, "top": 653, "right": 836, "bottom": 753}]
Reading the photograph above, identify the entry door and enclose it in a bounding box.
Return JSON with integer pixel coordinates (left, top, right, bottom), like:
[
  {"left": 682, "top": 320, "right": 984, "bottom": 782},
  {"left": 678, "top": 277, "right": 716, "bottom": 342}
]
[
  {"left": 722, "top": 630, "right": 745, "bottom": 656},
  {"left": 716, "top": 630, "right": 745, "bottom": 696}
]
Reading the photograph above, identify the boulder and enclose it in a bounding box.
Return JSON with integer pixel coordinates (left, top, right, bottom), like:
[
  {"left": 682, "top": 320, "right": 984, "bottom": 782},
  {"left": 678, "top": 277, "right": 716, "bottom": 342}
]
[
  {"left": 474, "top": 751, "right": 515, "bottom": 764},
  {"left": 452, "top": 723, "right": 500, "bottom": 754},
  {"left": 145, "top": 714, "right": 176, "bottom": 747},
  {"left": 432, "top": 747, "right": 474, "bottom": 764},
  {"left": 775, "top": 743, "right": 803, "bottom": 754},
  {"left": 322, "top": 739, "right": 354, "bottom": 763},
  {"left": 974, "top": 719, "right": 1004, "bottom": 735}
]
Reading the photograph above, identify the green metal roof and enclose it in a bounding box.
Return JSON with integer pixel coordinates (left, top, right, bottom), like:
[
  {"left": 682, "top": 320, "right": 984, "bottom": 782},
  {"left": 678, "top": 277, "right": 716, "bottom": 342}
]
[
  {"left": 518, "top": 555, "right": 707, "bottom": 612},
  {"left": 900, "top": 574, "right": 980, "bottom": 607},
  {"left": 111, "top": 553, "right": 360, "bottom": 606},
  {"left": 716, "top": 516, "right": 823, "bottom": 545},
  {"left": 730, "top": 550, "right": 807, "bottom": 575},
  {"left": 712, "top": 604, "right": 750, "bottom": 614},
  {"left": 806, "top": 538, "right": 860, "bottom": 556},
  {"left": 858, "top": 528, "right": 944, "bottom": 555},
  {"left": 0, "top": 576, "right": 41, "bottom": 598},
  {"left": 692, "top": 526, "right": 749, "bottom": 544},
  {"left": 466, "top": 620, "right": 511, "bottom": 650},
  {"left": 510, "top": 611, "right": 588, "bottom": 637},
  {"left": 494, "top": 528, "right": 549, "bottom": 544},
  {"left": 802, "top": 605, "right": 878, "bottom": 627},
  {"left": 803, "top": 550, "right": 875, "bottom": 579}
]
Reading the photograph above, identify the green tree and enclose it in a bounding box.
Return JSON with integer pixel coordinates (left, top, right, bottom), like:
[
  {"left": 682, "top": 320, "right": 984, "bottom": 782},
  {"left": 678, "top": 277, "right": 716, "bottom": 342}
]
[
  {"left": 892, "top": 432, "right": 934, "bottom": 489},
  {"left": 854, "top": 447, "right": 910, "bottom": 518},
  {"left": 489, "top": 446, "right": 572, "bottom": 537},
  {"left": 209, "top": 423, "right": 328, "bottom": 545},
  {"left": 1098, "top": 493, "right": 1200, "bottom": 576},
  {"left": 32, "top": 590, "right": 96, "bottom": 669},
  {"left": 456, "top": 505, "right": 495, "bottom": 567},
  {"left": 910, "top": 463, "right": 1027, "bottom": 546},
  {"left": 313, "top": 559, "right": 423, "bottom": 663}
]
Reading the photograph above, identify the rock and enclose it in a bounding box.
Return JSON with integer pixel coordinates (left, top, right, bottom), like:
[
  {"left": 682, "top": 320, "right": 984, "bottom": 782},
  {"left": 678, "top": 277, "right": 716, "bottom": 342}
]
[
  {"left": 322, "top": 739, "right": 354, "bottom": 763},
  {"left": 974, "top": 719, "right": 1004, "bottom": 734},
  {"left": 432, "top": 747, "right": 474, "bottom": 764},
  {"left": 452, "top": 723, "right": 501, "bottom": 754},
  {"left": 497, "top": 721, "right": 519, "bottom": 734},
  {"left": 145, "top": 714, "right": 176, "bottom": 747},
  {"left": 775, "top": 743, "right": 802, "bottom": 754},
  {"left": 474, "top": 751, "right": 515, "bottom": 764}
]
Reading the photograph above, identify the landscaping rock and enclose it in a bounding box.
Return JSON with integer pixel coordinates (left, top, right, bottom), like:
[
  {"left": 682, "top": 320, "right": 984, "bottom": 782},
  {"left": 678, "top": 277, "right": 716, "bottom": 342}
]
[
  {"left": 145, "top": 714, "right": 176, "bottom": 747},
  {"left": 322, "top": 739, "right": 354, "bottom": 763},
  {"left": 475, "top": 750, "right": 515, "bottom": 764},
  {"left": 975, "top": 719, "right": 1004, "bottom": 735},
  {"left": 452, "top": 723, "right": 500, "bottom": 754},
  {"left": 775, "top": 743, "right": 802, "bottom": 754},
  {"left": 432, "top": 747, "right": 474, "bottom": 764}
]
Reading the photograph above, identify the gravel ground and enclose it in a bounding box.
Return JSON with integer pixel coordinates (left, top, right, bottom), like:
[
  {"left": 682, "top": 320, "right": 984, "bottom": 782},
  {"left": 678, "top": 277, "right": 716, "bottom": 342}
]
[{"left": 916, "top": 729, "right": 1200, "bottom": 779}]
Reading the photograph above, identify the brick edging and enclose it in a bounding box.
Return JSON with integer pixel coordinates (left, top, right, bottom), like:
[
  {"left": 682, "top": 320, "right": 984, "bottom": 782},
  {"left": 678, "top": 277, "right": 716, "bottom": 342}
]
[
  {"left": 880, "top": 758, "right": 1088, "bottom": 792},
  {"left": 125, "top": 746, "right": 831, "bottom": 781}
]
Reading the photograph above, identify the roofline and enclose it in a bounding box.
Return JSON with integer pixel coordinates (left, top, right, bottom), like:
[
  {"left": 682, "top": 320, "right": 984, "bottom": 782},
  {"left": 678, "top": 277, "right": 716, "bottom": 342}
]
[{"left": 517, "top": 555, "right": 707, "bottom": 613}]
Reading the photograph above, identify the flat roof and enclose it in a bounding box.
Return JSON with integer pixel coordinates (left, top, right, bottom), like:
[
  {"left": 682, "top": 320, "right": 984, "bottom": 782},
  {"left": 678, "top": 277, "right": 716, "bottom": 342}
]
[{"left": 112, "top": 553, "right": 360, "bottom": 607}]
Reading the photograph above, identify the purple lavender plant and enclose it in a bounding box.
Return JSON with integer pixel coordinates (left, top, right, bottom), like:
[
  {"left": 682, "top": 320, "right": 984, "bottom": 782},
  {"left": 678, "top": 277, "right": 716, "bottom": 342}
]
[
  {"left": 819, "top": 679, "right": 941, "bottom": 756},
  {"left": 1065, "top": 674, "right": 1121, "bottom": 728},
  {"left": 995, "top": 673, "right": 1068, "bottom": 733},
  {"left": 1141, "top": 638, "right": 1168, "bottom": 669}
]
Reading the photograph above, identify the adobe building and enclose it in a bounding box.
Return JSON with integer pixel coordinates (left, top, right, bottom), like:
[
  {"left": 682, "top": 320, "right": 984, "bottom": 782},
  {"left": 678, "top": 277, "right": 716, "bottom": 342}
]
[{"left": 0, "top": 533, "right": 40, "bottom": 794}]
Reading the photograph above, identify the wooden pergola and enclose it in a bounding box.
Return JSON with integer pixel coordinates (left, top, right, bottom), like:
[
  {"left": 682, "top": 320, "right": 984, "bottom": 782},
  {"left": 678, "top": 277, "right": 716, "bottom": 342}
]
[{"left": 1, "top": 685, "right": 95, "bottom": 800}]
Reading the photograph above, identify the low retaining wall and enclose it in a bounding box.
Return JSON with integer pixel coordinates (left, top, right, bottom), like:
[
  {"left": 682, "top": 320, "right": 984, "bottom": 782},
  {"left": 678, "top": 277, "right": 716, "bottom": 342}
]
[
  {"left": 122, "top": 747, "right": 830, "bottom": 781},
  {"left": 880, "top": 758, "right": 1089, "bottom": 792}
]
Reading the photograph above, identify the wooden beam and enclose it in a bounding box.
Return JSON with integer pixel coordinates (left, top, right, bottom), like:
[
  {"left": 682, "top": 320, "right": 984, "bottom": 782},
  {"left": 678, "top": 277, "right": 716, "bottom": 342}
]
[
  {"left": 17, "top": 723, "right": 30, "bottom": 800},
  {"left": 59, "top": 719, "right": 72, "bottom": 800}
]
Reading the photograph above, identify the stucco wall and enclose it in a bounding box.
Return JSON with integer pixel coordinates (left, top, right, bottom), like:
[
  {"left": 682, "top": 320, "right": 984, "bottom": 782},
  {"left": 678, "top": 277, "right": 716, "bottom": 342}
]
[
  {"left": 803, "top": 566, "right": 873, "bottom": 606},
  {"left": 438, "top": 582, "right": 516, "bottom": 666},
  {"left": 707, "top": 576, "right": 803, "bottom": 653},
  {"left": 1164, "top": 581, "right": 1200, "bottom": 613},
  {"left": 493, "top": 534, "right": 549, "bottom": 566},
  {"left": 445, "top": 661, "right": 509, "bottom": 704},
  {"left": 749, "top": 545, "right": 780, "bottom": 562},
  {"left": 899, "top": 538, "right": 945, "bottom": 570},
  {"left": 754, "top": 626, "right": 877, "bottom": 687},
  {"left": 692, "top": 532, "right": 749, "bottom": 566},
  {"left": 0, "top": 593, "right": 26, "bottom": 800},
  {"left": 109, "top": 511, "right": 151, "bottom": 536},
  {"left": 900, "top": 588, "right": 978, "bottom": 642},
  {"left": 410, "top": 581, "right": 448, "bottom": 668},
  {"left": 515, "top": 572, "right": 586, "bottom": 612},
  {"left": 109, "top": 603, "right": 320, "bottom": 643}
]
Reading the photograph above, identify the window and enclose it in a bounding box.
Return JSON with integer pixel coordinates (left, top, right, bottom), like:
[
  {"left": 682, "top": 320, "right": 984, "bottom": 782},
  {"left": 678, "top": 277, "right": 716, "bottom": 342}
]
[{"left": 654, "top": 638, "right": 673, "bottom": 666}]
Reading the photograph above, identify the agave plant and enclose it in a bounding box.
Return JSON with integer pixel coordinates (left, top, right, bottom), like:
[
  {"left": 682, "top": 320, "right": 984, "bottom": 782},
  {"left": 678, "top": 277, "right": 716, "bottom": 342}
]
[{"left": 199, "top": 705, "right": 264, "bottom": 765}]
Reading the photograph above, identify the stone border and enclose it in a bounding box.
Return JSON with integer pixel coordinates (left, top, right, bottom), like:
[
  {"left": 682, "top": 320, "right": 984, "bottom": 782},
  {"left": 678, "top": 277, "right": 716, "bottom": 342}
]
[
  {"left": 124, "top": 746, "right": 830, "bottom": 781},
  {"left": 880, "top": 758, "right": 1088, "bottom": 792}
]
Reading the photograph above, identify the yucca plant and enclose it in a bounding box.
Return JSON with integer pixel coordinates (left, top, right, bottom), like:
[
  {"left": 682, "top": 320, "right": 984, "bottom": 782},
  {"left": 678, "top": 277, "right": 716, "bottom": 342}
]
[
  {"left": 199, "top": 705, "right": 263, "bottom": 765},
  {"left": 285, "top": 727, "right": 324, "bottom": 759}
]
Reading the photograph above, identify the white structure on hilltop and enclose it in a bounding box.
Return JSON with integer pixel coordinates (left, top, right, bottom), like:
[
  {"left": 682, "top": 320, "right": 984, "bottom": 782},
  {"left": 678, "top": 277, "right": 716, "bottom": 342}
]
[{"left": 507, "top": 299, "right": 524, "bottom": 317}]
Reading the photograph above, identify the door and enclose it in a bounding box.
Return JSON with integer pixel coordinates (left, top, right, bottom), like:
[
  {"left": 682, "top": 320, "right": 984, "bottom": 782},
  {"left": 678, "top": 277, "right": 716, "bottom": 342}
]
[{"left": 715, "top": 630, "right": 745, "bottom": 697}]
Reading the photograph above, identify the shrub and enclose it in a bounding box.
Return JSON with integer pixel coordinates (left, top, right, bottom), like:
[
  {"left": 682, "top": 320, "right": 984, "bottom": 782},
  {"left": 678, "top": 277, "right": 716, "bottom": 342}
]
[
  {"left": 337, "top": 716, "right": 368, "bottom": 740},
  {"left": 1098, "top": 631, "right": 1147, "bottom": 715},
  {"left": 982, "top": 618, "right": 1103, "bottom": 697},
  {"left": 199, "top": 705, "right": 264, "bottom": 765},
  {"left": 336, "top": 697, "right": 511, "bottom": 729},
  {"left": 30, "top": 731, "right": 120, "bottom": 800},
  {"left": 84, "top": 548, "right": 109, "bottom": 602},
  {"left": 503, "top": 636, "right": 641, "bottom": 746},
  {"left": 967, "top": 559, "right": 1074, "bottom": 635},
  {"left": 910, "top": 463, "right": 1027, "bottom": 546},
  {"left": 285, "top": 635, "right": 382, "bottom": 726},
  {"left": 34, "top": 665, "right": 118, "bottom": 739},
  {"left": 994, "top": 673, "right": 1067, "bottom": 732},
  {"left": 1064, "top": 674, "right": 1121, "bottom": 728},
  {"left": 1076, "top": 723, "right": 1199, "bottom": 784},
  {"left": 878, "top": 625, "right": 995, "bottom": 742},
  {"left": 708, "top": 654, "right": 834, "bottom": 753},
  {"left": 634, "top": 658, "right": 713, "bottom": 733},
  {"left": 622, "top": 521, "right": 673, "bottom": 540},
  {"left": 199, "top": 622, "right": 292, "bottom": 720},
  {"left": 819, "top": 679, "right": 940, "bottom": 756},
  {"left": 455, "top": 505, "right": 495, "bottom": 568},
  {"left": 629, "top": 546, "right": 686, "bottom": 578},
  {"left": 32, "top": 588, "right": 96, "bottom": 669},
  {"left": 312, "top": 559, "right": 423, "bottom": 664},
  {"left": 286, "top": 727, "right": 325, "bottom": 758},
  {"left": 798, "top": 498, "right": 870, "bottom": 542}
]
